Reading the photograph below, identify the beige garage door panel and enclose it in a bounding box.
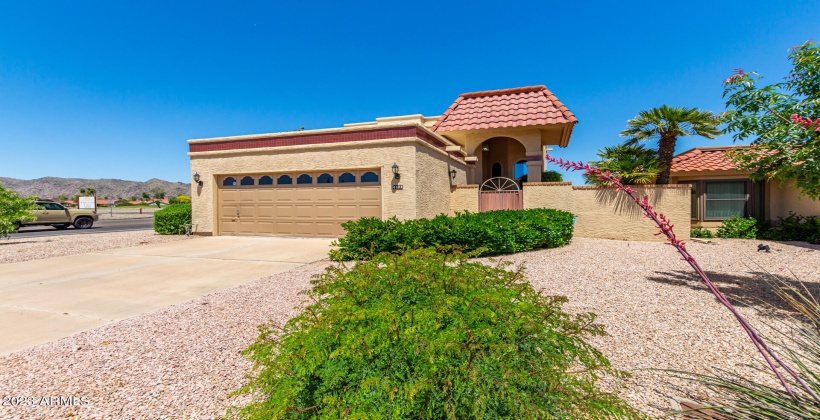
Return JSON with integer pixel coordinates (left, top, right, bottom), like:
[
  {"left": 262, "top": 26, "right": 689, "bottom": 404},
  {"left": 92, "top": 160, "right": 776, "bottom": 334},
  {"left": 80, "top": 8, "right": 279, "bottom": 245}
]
[{"left": 218, "top": 171, "right": 382, "bottom": 238}]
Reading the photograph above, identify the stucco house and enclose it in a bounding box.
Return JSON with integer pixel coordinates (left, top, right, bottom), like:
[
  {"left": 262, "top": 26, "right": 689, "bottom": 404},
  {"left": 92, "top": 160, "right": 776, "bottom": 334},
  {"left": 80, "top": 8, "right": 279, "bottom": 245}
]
[
  {"left": 670, "top": 146, "right": 820, "bottom": 227},
  {"left": 187, "top": 86, "right": 579, "bottom": 237}
]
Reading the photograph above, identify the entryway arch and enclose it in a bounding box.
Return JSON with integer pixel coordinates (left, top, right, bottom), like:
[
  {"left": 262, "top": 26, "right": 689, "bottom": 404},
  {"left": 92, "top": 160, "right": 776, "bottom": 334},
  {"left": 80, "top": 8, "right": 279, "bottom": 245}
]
[{"left": 474, "top": 137, "right": 527, "bottom": 184}]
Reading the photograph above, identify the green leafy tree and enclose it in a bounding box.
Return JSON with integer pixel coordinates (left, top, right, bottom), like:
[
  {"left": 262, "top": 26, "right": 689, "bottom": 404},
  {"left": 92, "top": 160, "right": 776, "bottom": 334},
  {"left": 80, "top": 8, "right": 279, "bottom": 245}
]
[
  {"left": 150, "top": 187, "right": 166, "bottom": 208},
  {"left": 585, "top": 142, "right": 664, "bottom": 186},
  {"left": 130, "top": 195, "right": 138, "bottom": 202},
  {"left": 177, "top": 195, "right": 191, "bottom": 204},
  {"left": 0, "top": 183, "right": 37, "bottom": 239},
  {"left": 620, "top": 105, "right": 722, "bottom": 184},
  {"left": 55, "top": 194, "right": 67, "bottom": 201},
  {"left": 141, "top": 192, "right": 150, "bottom": 202},
  {"left": 722, "top": 40, "right": 820, "bottom": 199},
  {"left": 168, "top": 196, "right": 179, "bottom": 205}
]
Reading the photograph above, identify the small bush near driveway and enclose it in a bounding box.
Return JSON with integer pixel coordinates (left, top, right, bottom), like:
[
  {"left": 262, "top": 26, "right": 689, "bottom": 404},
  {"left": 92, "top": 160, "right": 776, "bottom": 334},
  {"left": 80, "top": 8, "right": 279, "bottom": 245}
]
[
  {"left": 153, "top": 204, "right": 192, "bottom": 235},
  {"left": 228, "top": 249, "right": 642, "bottom": 419},
  {"left": 330, "top": 208, "right": 574, "bottom": 261}
]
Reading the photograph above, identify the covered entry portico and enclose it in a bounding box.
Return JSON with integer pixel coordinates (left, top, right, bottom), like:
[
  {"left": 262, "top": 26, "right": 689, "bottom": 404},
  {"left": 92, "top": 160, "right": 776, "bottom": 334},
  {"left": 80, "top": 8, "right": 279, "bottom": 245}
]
[{"left": 430, "top": 85, "right": 577, "bottom": 184}]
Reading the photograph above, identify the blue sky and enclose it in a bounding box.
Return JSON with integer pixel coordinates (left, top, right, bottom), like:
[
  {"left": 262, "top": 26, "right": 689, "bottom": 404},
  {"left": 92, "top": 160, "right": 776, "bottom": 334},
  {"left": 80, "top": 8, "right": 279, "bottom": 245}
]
[{"left": 0, "top": 1, "right": 816, "bottom": 185}]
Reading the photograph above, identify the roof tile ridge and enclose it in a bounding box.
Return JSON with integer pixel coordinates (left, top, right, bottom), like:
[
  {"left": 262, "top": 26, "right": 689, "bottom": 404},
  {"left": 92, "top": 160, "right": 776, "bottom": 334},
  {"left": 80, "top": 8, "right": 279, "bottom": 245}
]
[
  {"left": 540, "top": 87, "right": 578, "bottom": 123},
  {"left": 431, "top": 95, "right": 465, "bottom": 132},
  {"left": 460, "top": 85, "right": 547, "bottom": 99}
]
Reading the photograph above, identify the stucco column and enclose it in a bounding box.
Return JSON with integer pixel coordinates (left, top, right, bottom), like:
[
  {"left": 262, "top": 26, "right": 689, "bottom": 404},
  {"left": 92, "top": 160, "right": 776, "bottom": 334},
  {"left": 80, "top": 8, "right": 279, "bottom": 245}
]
[
  {"left": 526, "top": 160, "right": 543, "bottom": 182},
  {"left": 524, "top": 149, "right": 544, "bottom": 183}
]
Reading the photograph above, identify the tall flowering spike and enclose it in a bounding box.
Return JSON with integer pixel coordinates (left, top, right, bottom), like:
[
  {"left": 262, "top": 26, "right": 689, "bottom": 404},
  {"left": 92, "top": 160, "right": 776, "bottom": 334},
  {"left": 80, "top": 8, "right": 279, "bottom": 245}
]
[
  {"left": 544, "top": 153, "right": 820, "bottom": 402},
  {"left": 792, "top": 114, "right": 820, "bottom": 131}
]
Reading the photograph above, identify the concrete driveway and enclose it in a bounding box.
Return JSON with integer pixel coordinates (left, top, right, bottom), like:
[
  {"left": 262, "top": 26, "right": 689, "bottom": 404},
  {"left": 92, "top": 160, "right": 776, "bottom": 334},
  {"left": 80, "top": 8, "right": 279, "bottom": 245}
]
[{"left": 0, "top": 236, "right": 332, "bottom": 355}]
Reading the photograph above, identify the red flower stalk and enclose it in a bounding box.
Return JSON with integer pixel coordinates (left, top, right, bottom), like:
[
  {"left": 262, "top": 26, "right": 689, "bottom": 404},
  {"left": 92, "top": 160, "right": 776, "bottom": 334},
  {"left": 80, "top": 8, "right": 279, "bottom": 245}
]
[
  {"left": 722, "top": 67, "right": 745, "bottom": 85},
  {"left": 791, "top": 114, "right": 820, "bottom": 131},
  {"left": 546, "top": 154, "right": 820, "bottom": 403}
]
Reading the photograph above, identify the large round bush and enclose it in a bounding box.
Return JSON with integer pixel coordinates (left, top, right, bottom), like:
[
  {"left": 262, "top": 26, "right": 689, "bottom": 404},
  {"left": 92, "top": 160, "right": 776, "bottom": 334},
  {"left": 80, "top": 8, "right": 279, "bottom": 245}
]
[
  {"left": 153, "top": 204, "right": 192, "bottom": 235},
  {"left": 228, "top": 249, "right": 640, "bottom": 419}
]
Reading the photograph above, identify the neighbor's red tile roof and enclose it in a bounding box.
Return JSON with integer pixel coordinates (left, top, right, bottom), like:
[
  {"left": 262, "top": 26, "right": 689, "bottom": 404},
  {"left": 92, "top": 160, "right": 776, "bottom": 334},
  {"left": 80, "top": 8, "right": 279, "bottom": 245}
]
[
  {"left": 431, "top": 85, "right": 577, "bottom": 132},
  {"left": 671, "top": 146, "right": 747, "bottom": 172}
]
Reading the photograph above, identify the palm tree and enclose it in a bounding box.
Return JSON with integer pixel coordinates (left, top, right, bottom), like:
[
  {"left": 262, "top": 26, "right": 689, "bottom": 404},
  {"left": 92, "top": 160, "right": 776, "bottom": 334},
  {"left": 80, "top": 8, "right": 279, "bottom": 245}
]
[
  {"left": 620, "top": 105, "right": 721, "bottom": 184},
  {"left": 585, "top": 142, "right": 664, "bottom": 186}
]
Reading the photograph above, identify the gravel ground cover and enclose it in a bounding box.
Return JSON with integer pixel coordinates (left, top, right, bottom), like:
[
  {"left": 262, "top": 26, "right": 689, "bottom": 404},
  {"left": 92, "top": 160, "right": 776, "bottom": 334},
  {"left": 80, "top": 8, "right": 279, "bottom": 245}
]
[
  {"left": 0, "top": 231, "right": 189, "bottom": 264},
  {"left": 1, "top": 237, "right": 818, "bottom": 418}
]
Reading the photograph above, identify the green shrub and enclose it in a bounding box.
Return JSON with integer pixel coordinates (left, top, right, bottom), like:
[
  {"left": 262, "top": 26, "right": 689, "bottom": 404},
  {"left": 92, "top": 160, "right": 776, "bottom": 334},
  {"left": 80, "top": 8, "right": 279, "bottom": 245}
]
[
  {"left": 716, "top": 215, "right": 759, "bottom": 239},
  {"left": 541, "top": 170, "right": 564, "bottom": 182},
  {"left": 330, "top": 208, "right": 574, "bottom": 261},
  {"left": 690, "top": 226, "right": 715, "bottom": 238},
  {"left": 228, "top": 249, "right": 642, "bottom": 419},
  {"left": 153, "top": 204, "right": 192, "bottom": 235},
  {"left": 759, "top": 212, "right": 820, "bottom": 244}
]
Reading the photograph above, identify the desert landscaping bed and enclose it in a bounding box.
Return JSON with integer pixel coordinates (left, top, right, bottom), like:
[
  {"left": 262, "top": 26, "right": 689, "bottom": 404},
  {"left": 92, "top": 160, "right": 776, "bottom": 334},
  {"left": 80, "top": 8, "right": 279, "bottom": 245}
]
[
  {"left": 1, "top": 237, "right": 818, "bottom": 418},
  {"left": 0, "top": 231, "right": 192, "bottom": 264}
]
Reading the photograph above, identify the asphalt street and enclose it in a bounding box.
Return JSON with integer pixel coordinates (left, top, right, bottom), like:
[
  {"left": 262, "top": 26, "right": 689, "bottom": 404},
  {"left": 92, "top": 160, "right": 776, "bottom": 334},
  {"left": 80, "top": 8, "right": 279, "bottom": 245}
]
[{"left": 14, "top": 217, "right": 154, "bottom": 238}]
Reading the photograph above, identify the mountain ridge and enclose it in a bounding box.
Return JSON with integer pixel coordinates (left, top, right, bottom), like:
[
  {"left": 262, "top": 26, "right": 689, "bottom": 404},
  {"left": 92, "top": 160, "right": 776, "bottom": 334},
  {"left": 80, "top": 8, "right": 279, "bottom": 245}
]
[{"left": 0, "top": 176, "right": 191, "bottom": 199}]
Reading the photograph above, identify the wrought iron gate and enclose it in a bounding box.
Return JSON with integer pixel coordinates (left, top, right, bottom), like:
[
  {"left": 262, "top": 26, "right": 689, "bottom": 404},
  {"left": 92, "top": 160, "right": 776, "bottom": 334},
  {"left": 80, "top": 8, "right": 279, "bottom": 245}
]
[{"left": 479, "top": 177, "right": 523, "bottom": 212}]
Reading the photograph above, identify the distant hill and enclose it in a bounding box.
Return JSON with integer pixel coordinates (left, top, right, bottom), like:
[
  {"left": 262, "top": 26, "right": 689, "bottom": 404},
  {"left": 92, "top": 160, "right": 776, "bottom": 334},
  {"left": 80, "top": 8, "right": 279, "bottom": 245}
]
[{"left": 0, "top": 176, "right": 191, "bottom": 200}]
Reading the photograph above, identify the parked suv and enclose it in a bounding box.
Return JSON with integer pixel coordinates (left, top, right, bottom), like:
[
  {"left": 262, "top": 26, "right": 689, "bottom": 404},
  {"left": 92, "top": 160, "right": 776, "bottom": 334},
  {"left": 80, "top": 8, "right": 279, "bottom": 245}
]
[{"left": 18, "top": 201, "right": 99, "bottom": 230}]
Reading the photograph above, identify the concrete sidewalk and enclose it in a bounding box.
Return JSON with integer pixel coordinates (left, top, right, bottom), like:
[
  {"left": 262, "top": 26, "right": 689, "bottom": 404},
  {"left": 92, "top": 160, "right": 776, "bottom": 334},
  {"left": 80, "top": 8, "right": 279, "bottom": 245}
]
[{"left": 0, "top": 236, "right": 332, "bottom": 355}]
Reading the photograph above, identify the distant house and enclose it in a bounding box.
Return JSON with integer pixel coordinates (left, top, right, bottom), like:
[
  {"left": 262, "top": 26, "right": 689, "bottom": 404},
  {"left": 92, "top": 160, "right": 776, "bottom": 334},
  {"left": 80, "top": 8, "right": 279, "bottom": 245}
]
[
  {"left": 670, "top": 146, "right": 820, "bottom": 227},
  {"left": 95, "top": 197, "right": 125, "bottom": 207}
]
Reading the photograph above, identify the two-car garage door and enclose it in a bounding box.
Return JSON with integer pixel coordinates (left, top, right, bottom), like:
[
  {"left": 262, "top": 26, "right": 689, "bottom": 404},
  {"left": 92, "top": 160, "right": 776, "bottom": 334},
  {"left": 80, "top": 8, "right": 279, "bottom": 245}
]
[{"left": 217, "top": 170, "right": 381, "bottom": 237}]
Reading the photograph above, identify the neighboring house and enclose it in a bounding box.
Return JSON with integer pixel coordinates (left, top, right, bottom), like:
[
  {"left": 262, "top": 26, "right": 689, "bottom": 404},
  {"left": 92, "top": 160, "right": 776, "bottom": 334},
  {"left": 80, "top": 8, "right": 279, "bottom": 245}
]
[
  {"left": 188, "top": 85, "right": 578, "bottom": 237},
  {"left": 670, "top": 146, "right": 820, "bottom": 227}
]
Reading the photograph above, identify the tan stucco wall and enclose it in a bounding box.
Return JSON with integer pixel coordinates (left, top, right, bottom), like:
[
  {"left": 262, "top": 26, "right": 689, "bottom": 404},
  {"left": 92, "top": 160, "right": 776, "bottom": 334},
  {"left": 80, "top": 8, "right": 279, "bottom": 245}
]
[
  {"left": 449, "top": 182, "right": 691, "bottom": 242},
  {"left": 415, "top": 145, "right": 468, "bottom": 219},
  {"left": 524, "top": 183, "right": 690, "bottom": 242},
  {"left": 189, "top": 136, "right": 471, "bottom": 235},
  {"left": 766, "top": 179, "right": 820, "bottom": 219},
  {"left": 448, "top": 185, "right": 479, "bottom": 216},
  {"left": 521, "top": 182, "right": 574, "bottom": 213}
]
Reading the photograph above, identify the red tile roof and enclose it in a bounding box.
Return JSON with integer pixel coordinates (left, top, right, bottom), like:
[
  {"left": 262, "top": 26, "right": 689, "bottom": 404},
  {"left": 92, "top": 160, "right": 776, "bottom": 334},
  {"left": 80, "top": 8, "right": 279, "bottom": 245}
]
[
  {"left": 671, "top": 146, "right": 747, "bottom": 172},
  {"left": 431, "top": 85, "right": 578, "bottom": 132}
]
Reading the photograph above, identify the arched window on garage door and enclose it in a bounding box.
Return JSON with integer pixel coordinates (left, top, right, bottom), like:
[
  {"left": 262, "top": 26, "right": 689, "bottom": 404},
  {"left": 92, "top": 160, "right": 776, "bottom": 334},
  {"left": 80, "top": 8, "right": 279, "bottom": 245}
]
[
  {"left": 297, "top": 174, "right": 313, "bottom": 184},
  {"left": 339, "top": 172, "right": 355, "bottom": 183},
  {"left": 277, "top": 175, "right": 293, "bottom": 185},
  {"left": 317, "top": 173, "right": 333, "bottom": 184},
  {"left": 259, "top": 175, "right": 273, "bottom": 185},
  {"left": 222, "top": 177, "right": 237, "bottom": 186},
  {"left": 240, "top": 176, "right": 255, "bottom": 186},
  {"left": 361, "top": 171, "right": 379, "bottom": 183}
]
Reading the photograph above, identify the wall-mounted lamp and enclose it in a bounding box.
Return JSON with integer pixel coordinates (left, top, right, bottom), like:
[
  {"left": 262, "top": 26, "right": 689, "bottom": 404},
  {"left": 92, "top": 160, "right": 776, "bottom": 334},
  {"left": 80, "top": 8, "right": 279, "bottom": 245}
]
[
  {"left": 193, "top": 172, "right": 203, "bottom": 186},
  {"left": 449, "top": 169, "right": 457, "bottom": 180},
  {"left": 392, "top": 163, "right": 400, "bottom": 180},
  {"left": 482, "top": 145, "right": 490, "bottom": 153}
]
